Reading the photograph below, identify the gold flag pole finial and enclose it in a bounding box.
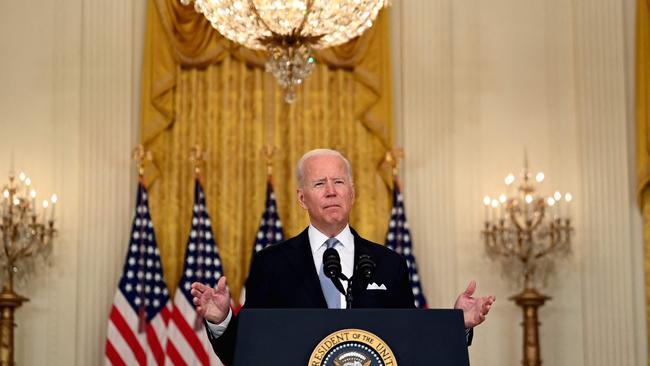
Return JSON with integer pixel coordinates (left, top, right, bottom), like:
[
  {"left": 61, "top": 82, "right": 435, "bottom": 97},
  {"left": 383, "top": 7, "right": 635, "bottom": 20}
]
[
  {"left": 132, "top": 145, "right": 153, "bottom": 176},
  {"left": 189, "top": 145, "right": 206, "bottom": 176},
  {"left": 385, "top": 148, "right": 405, "bottom": 177},
  {"left": 261, "top": 145, "right": 278, "bottom": 179}
]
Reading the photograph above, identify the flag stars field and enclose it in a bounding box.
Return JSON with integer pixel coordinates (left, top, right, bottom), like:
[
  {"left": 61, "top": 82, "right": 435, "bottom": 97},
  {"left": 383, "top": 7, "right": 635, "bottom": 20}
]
[
  {"left": 240, "top": 181, "right": 285, "bottom": 308},
  {"left": 385, "top": 181, "right": 428, "bottom": 309}
]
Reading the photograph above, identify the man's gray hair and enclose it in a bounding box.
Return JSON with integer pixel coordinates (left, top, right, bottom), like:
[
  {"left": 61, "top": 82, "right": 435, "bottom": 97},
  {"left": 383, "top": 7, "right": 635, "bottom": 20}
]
[{"left": 296, "top": 149, "right": 353, "bottom": 187}]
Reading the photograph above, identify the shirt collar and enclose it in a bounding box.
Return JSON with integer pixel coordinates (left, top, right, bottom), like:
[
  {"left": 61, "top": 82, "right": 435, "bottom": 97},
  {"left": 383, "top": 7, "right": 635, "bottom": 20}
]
[{"left": 308, "top": 224, "right": 353, "bottom": 254}]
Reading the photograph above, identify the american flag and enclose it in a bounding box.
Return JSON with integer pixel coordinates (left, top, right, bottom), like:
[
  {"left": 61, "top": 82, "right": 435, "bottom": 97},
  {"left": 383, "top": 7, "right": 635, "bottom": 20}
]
[
  {"left": 238, "top": 181, "right": 284, "bottom": 307},
  {"left": 166, "top": 180, "right": 224, "bottom": 366},
  {"left": 385, "top": 179, "right": 428, "bottom": 309},
  {"left": 105, "top": 181, "right": 172, "bottom": 366}
]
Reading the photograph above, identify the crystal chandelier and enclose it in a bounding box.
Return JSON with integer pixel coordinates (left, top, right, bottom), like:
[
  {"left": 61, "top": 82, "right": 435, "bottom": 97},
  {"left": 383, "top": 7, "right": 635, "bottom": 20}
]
[
  {"left": 481, "top": 158, "right": 573, "bottom": 366},
  {"left": 181, "top": 0, "right": 390, "bottom": 103}
]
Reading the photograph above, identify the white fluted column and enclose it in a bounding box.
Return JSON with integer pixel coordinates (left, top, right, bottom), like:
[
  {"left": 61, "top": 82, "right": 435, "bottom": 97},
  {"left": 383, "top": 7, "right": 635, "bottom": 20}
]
[
  {"left": 573, "top": 0, "right": 644, "bottom": 365},
  {"left": 394, "top": 0, "right": 459, "bottom": 307},
  {"left": 74, "top": 0, "right": 145, "bottom": 364}
]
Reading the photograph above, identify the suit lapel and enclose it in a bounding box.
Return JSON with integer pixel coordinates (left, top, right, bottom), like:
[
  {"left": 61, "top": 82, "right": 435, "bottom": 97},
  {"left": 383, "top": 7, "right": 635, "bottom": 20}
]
[{"left": 285, "top": 228, "right": 328, "bottom": 307}]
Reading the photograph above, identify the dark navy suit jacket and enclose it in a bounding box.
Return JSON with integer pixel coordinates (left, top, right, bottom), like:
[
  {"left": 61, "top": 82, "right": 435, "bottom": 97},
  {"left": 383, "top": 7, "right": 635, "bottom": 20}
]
[{"left": 207, "top": 227, "right": 416, "bottom": 365}]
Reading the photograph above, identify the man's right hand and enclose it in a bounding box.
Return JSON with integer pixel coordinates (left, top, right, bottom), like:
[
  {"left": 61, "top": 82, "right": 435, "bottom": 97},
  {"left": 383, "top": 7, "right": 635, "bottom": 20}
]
[{"left": 191, "top": 277, "right": 231, "bottom": 324}]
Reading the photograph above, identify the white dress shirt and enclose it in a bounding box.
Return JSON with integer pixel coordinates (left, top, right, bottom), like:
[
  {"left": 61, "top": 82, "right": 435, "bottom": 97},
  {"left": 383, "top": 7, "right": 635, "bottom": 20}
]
[
  {"left": 308, "top": 224, "right": 354, "bottom": 309},
  {"left": 206, "top": 224, "right": 354, "bottom": 337}
]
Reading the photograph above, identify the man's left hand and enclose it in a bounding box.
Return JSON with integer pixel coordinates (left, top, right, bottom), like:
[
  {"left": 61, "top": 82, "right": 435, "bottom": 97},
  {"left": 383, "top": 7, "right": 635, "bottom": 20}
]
[{"left": 454, "top": 280, "right": 495, "bottom": 329}]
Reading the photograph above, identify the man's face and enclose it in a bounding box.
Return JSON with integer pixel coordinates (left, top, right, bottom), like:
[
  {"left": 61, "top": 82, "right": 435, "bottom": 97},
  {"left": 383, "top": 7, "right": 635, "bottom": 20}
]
[{"left": 297, "top": 155, "right": 355, "bottom": 235}]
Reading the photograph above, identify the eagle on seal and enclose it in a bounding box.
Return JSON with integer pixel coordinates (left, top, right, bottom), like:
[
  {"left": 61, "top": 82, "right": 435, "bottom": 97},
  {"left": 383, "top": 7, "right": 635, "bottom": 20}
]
[{"left": 333, "top": 360, "right": 372, "bottom": 366}]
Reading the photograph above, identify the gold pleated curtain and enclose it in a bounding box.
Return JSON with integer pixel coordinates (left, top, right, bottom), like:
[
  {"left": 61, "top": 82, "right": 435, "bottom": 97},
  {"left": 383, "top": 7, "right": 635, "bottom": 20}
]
[
  {"left": 637, "top": 0, "right": 650, "bottom": 362},
  {"left": 141, "top": 0, "right": 396, "bottom": 300}
]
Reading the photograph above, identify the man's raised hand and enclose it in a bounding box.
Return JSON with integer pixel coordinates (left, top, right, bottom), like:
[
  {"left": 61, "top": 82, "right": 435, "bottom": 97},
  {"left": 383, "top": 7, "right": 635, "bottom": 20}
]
[
  {"left": 453, "top": 280, "right": 496, "bottom": 329},
  {"left": 191, "top": 276, "right": 231, "bottom": 324}
]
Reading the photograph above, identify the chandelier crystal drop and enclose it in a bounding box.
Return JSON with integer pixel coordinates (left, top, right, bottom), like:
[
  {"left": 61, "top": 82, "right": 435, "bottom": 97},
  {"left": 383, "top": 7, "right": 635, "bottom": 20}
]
[{"left": 181, "top": 0, "right": 389, "bottom": 103}]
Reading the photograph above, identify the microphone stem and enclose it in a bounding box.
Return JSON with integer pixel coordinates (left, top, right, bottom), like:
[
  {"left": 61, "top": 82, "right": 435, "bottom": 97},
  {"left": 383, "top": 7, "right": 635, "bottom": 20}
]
[{"left": 345, "top": 276, "right": 353, "bottom": 309}]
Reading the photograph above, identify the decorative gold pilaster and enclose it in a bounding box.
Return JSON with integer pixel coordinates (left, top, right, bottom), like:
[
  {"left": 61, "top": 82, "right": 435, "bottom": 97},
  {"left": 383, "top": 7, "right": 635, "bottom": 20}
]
[{"left": 510, "top": 288, "right": 551, "bottom": 366}]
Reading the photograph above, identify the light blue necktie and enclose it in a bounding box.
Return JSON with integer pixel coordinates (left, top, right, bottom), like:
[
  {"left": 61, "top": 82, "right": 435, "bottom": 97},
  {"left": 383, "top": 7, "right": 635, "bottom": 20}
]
[{"left": 319, "top": 238, "right": 342, "bottom": 309}]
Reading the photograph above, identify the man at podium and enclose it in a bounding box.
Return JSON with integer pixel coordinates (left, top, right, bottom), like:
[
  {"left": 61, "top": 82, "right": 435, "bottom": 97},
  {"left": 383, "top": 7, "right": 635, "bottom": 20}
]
[{"left": 191, "top": 149, "right": 495, "bottom": 365}]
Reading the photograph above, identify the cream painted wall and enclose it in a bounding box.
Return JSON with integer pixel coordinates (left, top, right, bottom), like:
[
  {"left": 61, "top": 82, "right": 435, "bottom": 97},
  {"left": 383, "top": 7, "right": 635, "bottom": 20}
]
[
  {"left": 0, "top": 0, "right": 645, "bottom": 365},
  {"left": 0, "top": 0, "right": 145, "bottom": 365},
  {"left": 392, "top": 0, "right": 646, "bottom": 365}
]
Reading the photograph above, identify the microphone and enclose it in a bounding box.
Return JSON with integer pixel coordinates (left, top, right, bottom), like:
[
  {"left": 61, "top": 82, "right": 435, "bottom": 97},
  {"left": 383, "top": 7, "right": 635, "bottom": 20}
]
[
  {"left": 323, "top": 247, "right": 346, "bottom": 295},
  {"left": 355, "top": 254, "right": 375, "bottom": 283},
  {"left": 323, "top": 247, "right": 342, "bottom": 279}
]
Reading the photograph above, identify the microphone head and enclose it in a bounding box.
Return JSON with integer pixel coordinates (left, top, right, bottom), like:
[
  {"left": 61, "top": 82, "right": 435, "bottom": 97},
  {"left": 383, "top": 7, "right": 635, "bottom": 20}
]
[
  {"left": 356, "top": 254, "right": 375, "bottom": 281},
  {"left": 323, "top": 247, "right": 342, "bottom": 279}
]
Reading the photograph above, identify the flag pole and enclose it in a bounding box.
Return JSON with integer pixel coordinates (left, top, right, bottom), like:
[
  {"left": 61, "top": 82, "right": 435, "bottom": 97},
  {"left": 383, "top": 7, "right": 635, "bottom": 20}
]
[
  {"left": 132, "top": 145, "right": 153, "bottom": 333},
  {"left": 383, "top": 147, "right": 429, "bottom": 309},
  {"left": 262, "top": 144, "right": 277, "bottom": 183},
  {"left": 106, "top": 145, "right": 171, "bottom": 365},
  {"left": 189, "top": 145, "right": 207, "bottom": 330},
  {"left": 189, "top": 145, "right": 206, "bottom": 186}
]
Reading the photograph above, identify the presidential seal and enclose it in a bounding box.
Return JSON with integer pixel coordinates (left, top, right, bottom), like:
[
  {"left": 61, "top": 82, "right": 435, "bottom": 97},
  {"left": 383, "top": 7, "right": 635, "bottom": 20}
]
[{"left": 308, "top": 329, "right": 397, "bottom": 366}]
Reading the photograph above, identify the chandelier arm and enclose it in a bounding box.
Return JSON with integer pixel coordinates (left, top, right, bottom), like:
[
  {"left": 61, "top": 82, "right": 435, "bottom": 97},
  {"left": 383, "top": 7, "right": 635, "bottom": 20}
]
[
  {"left": 1, "top": 234, "right": 9, "bottom": 267},
  {"left": 486, "top": 227, "right": 505, "bottom": 255},
  {"left": 296, "top": 0, "right": 314, "bottom": 34},
  {"left": 517, "top": 233, "right": 532, "bottom": 263},
  {"left": 246, "top": 0, "right": 279, "bottom": 39},
  {"left": 484, "top": 230, "right": 502, "bottom": 256},
  {"left": 492, "top": 225, "right": 521, "bottom": 259},
  {"left": 13, "top": 239, "right": 37, "bottom": 263},
  {"left": 502, "top": 240, "right": 521, "bottom": 258},
  {"left": 495, "top": 228, "right": 512, "bottom": 257},
  {"left": 528, "top": 212, "right": 545, "bottom": 232},
  {"left": 3, "top": 227, "right": 13, "bottom": 263},
  {"left": 534, "top": 232, "right": 562, "bottom": 260},
  {"left": 482, "top": 226, "right": 496, "bottom": 251},
  {"left": 534, "top": 244, "right": 555, "bottom": 260},
  {"left": 510, "top": 213, "right": 526, "bottom": 233}
]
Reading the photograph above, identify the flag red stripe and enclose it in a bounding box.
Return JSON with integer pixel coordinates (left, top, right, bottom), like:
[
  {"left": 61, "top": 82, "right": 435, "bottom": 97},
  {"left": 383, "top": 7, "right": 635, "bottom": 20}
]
[
  {"left": 105, "top": 340, "right": 126, "bottom": 366},
  {"left": 110, "top": 306, "right": 147, "bottom": 366},
  {"left": 161, "top": 305, "right": 171, "bottom": 323},
  {"left": 170, "top": 305, "right": 211, "bottom": 365},
  {"left": 146, "top": 323, "right": 165, "bottom": 366},
  {"left": 166, "top": 340, "right": 189, "bottom": 366}
]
